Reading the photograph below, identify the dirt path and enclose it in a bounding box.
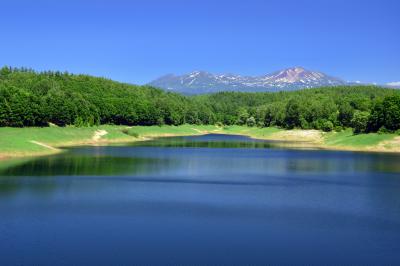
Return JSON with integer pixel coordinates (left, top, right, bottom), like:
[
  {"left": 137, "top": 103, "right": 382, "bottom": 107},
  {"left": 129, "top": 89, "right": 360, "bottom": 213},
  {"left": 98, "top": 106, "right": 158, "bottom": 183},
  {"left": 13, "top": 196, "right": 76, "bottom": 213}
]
[
  {"left": 92, "top": 130, "right": 108, "bottom": 141},
  {"left": 191, "top": 128, "right": 205, "bottom": 134},
  {"left": 30, "top": 141, "right": 58, "bottom": 151},
  {"left": 191, "top": 128, "right": 223, "bottom": 134}
]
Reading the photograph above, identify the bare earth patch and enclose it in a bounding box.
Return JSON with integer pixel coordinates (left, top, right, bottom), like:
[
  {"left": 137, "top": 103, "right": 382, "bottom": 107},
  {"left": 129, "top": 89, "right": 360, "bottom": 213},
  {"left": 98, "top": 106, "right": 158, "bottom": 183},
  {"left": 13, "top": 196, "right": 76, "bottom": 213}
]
[
  {"left": 269, "top": 130, "right": 323, "bottom": 144},
  {"left": 375, "top": 136, "right": 400, "bottom": 152},
  {"left": 92, "top": 130, "right": 108, "bottom": 141}
]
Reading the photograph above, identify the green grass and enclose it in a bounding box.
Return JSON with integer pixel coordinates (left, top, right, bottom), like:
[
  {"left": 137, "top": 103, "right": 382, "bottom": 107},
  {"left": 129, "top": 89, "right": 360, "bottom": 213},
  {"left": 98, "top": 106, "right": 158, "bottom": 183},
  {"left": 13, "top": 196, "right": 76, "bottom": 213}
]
[
  {"left": 0, "top": 125, "right": 398, "bottom": 160},
  {"left": 0, "top": 125, "right": 132, "bottom": 155},
  {"left": 0, "top": 125, "right": 220, "bottom": 158},
  {"left": 324, "top": 129, "right": 396, "bottom": 147}
]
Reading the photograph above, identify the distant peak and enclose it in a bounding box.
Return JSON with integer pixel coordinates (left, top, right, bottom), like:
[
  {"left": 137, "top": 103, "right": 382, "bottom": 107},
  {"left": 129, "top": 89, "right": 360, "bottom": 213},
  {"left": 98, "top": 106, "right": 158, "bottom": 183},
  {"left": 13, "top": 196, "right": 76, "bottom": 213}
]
[
  {"left": 189, "top": 70, "right": 208, "bottom": 75},
  {"left": 149, "top": 66, "right": 346, "bottom": 94},
  {"left": 294, "top": 67, "right": 306, "bottom": 72},
  {"left": 189, "top": 70, "right": 201, "bottom": 75},
  {"left": 284, "top": 67, "right": 307, "bottom": 73},
  {"left": 387, "top": 81, "right": 400, "bottom": 87}
]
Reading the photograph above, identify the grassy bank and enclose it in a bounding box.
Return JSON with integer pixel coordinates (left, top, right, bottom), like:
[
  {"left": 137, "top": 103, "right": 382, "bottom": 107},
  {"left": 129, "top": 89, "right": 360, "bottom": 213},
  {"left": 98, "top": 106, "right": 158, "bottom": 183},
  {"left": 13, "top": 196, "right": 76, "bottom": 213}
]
[
  {"left": 0, "top": 125, "right": 399, "bottom": 160},
  {"left": 323, "top": 129, "right": 399, "bottom": 152},
  {"left": 0, "top": 125, "right": 131, "bottom": 159},
  {"left": 0, "top": 125, "right": 217, "bottom": 160},
  {"left": 222, "top": 126, "right": 399, "bottom": 152}
]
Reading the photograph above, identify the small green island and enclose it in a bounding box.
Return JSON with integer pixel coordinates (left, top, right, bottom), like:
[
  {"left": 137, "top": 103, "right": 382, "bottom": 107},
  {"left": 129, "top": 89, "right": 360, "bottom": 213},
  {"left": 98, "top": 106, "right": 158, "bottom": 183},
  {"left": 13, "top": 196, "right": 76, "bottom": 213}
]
[{"left": 1, "top": 66, "right": 399, "bottom": 160}]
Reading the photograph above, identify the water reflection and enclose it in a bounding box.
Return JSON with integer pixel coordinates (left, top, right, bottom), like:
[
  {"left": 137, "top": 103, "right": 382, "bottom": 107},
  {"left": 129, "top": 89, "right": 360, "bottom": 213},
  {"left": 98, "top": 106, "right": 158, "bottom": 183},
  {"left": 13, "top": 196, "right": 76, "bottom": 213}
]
[
  {"left": 1, "top": 134, "right": 400, "bottom": 265},
  {"left": 1, "top": 135, "right": 400, "bottom": 180},
  {"left": 130, "top": 134, "right": 280, "bottom": 149},
  {"left": 1, "top": 134, "right": 399, "bottom": 197},
  {"left": 0, "top": 155, "right": 172, "bottom": 177}
]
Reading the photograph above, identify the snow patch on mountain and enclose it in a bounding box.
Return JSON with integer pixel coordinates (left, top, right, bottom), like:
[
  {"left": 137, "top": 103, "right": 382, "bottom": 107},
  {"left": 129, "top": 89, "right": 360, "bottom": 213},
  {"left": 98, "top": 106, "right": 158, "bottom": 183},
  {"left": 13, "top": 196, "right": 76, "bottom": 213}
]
[
  {"left": 149, "top": 67, "right": 347, "bottom": 94},
  {"left": 387, "top": 81, "right": 400, "bottom": 87}
]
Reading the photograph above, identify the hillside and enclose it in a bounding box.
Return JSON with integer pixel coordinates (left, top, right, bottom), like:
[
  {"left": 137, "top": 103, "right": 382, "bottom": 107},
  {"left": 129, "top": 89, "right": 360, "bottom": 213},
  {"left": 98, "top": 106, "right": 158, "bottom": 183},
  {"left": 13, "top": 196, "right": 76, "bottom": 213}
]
[{"left": 1, "top": 66, "right": 400, "bottom": 135}]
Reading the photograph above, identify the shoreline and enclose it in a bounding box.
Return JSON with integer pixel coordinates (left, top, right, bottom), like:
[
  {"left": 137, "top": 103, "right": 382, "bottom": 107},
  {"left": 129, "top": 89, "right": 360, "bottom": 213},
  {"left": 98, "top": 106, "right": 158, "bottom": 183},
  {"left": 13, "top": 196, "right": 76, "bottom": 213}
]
[
  {"left": 0, "top": 125, "right": 399, "bottom": 162},
  {"left": 231, "top": 131, "right": 400, "bottom": 154}
]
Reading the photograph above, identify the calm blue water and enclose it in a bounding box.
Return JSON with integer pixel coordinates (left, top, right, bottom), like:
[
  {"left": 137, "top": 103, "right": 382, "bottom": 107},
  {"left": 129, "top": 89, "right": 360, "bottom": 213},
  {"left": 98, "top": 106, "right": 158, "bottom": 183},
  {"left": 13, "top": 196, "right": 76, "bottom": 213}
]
[{"left": 1, "top": 134, "right": 400, "bottom": 265}]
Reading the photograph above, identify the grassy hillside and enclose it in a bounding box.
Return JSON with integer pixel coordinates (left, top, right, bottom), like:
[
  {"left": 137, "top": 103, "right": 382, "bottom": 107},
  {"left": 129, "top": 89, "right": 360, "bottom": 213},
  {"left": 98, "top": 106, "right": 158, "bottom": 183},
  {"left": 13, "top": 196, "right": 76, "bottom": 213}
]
[
  {"left": 0, "top": 125, "right": 219, "bottom": 159},
  {"left": 324, "top": 129, "right": 397, "bottom": 148},
  {"left": 0, "top": 125, "right": 132, "bottom": 158},
  {"left": 1, "top": 67, "right": 400, "bottom": 135},
  {"left": 0, "top": 125, "right": 398, "bottom": 161},
  {"left": 1, "top": 67, "right": 400, "bottom": 159}
]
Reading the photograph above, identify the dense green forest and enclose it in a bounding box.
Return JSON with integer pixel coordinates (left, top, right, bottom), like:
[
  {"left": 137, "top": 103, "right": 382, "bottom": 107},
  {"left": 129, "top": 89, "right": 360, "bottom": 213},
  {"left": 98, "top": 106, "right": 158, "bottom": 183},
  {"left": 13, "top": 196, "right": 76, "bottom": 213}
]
[{"left": 1, "top": 66, "right": 400, "bottom": 133}]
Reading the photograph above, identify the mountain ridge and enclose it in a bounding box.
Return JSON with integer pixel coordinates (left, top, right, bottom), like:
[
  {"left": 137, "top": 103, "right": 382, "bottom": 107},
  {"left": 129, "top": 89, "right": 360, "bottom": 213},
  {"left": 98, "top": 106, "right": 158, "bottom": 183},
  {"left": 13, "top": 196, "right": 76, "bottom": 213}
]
[{"left": 149, "top": 67, "right": 347, "bottom": 94}]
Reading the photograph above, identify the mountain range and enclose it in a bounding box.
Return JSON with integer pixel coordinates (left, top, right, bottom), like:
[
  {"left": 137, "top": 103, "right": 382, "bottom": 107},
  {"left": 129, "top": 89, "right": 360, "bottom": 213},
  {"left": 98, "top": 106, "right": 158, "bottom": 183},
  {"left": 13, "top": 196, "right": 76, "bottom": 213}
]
[{"left": 149, "top": 67, "right": 348, "bottom": 94}]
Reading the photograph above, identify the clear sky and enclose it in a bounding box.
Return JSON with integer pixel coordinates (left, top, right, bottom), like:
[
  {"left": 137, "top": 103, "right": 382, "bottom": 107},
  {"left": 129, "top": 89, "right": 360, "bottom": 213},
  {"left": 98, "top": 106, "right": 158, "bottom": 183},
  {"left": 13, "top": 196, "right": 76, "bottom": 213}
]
[{"left": 1, "top": 0, "right": 399, "bottom": 84}]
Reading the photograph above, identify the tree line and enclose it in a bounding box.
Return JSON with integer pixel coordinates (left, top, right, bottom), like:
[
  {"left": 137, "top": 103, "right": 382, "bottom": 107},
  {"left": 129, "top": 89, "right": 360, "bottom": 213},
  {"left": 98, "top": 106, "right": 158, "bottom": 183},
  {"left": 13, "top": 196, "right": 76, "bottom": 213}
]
[{"left": 1, "top": 66, "right": 399, "bottom": 134}]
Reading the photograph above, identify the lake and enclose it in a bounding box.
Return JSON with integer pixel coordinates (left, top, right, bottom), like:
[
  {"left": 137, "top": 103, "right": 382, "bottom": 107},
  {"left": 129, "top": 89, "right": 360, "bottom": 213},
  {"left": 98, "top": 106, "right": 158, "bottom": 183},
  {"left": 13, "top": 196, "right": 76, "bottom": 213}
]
[{"left": 1, "top": 134, "right": 400, "bottom": 265}]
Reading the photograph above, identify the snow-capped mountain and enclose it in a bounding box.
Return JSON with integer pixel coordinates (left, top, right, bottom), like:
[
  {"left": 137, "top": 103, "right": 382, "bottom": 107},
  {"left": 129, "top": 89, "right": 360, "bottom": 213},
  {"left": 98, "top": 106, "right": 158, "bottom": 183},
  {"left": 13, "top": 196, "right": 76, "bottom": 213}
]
[
  {"left": 149, "top": 67, "right": 347, "bottom": 94},
  {"left": 386, "top": 81, "right": 400, "bottom": 89}
]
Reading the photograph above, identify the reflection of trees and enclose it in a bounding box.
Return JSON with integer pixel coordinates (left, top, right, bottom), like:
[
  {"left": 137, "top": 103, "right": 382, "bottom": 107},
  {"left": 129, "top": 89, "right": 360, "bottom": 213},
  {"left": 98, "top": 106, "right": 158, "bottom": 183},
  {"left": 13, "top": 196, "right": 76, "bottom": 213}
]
[
  {"left": 0, "top": 155, "right": 173, "bottom": 177},
  {"left": 1, "top": 135, "right": 400, "bottom": 199},
  {"left": 0, "top": 154, "right": 179, "bottom": 197},
  {"left": 134, "top": 137, "right": 278, "bottom": 149}
]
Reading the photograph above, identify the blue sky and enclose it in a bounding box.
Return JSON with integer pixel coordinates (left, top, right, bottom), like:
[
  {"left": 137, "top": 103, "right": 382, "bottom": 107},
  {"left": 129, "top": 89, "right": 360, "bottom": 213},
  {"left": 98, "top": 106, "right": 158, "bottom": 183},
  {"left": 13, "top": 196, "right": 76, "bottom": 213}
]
[{"left": 0, "top": 0, "right": 399, "bottom": 84}]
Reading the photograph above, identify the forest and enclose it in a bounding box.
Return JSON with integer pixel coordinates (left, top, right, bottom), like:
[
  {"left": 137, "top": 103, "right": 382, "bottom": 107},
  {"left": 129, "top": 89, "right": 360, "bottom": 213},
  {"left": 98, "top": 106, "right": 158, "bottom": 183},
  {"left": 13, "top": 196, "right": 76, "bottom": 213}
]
[{"left": 1, "top": 66, "right": 400, "bottom": 134}]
